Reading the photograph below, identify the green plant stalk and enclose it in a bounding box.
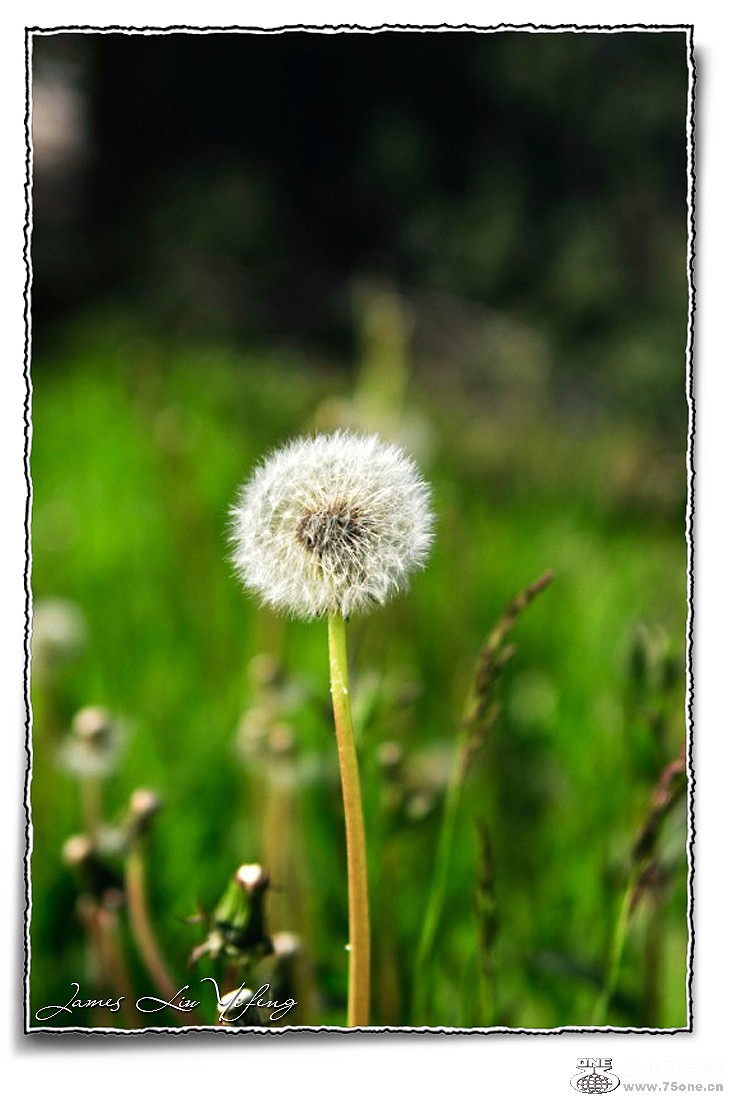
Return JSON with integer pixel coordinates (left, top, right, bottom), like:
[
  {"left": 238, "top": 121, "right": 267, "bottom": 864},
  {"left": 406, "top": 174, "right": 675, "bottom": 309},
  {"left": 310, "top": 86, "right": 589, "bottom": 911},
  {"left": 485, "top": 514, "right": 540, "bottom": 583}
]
[
  {"left": 411, "top": 572, "right": 554, "bottom": 1023},
  {"left": 593, "top": 749, "right": 686, "bottom": 1026},
  {"left": 328, "top": 613, "right": 370, "bottom": 1027},
  {"left": 643, "top": 888, "right": 663, "bottom": 1024},
  {"left": 411, "top": 737, "right": 466, "bottom": 1021},
  {"left": 592, "top": 878, "right": 634, "bottom": 1026}
]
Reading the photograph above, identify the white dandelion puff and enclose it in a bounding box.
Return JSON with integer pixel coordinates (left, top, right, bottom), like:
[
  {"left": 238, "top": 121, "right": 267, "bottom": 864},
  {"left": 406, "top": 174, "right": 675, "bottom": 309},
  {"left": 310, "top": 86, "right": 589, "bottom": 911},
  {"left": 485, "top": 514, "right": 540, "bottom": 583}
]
[{"left": 230, "top": 430, "right": 434, "bottom": 620}]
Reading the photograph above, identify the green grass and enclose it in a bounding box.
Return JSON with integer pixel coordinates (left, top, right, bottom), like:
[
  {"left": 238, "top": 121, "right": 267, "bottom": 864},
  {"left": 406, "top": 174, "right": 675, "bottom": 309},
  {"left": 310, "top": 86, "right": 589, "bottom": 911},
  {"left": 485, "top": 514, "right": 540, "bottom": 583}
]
[{"left": 28, "top": 315, "right": 688, "bottom": 1030}]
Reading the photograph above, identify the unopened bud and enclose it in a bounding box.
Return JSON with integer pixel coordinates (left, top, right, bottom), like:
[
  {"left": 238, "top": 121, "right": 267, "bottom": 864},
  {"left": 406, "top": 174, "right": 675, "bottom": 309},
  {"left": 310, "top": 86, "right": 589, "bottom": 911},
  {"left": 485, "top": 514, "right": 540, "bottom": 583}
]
[
  {"left": 62, "top": 834, "right": 124, "bottom": 899},
  {"left": 72, "top": 706, "right": 114, "bottom": 747},
  {"left": 128, "top": 788, "right": 162, "bottom": 835},
  {"left": 235, "top": 863, "right": 269, "bottom": 894},
  {"left": 197, "top": 863, "right": 273, "bottom": 964},
  {"left": 62, "top": 834, "right": 94, "bottom": 868}
]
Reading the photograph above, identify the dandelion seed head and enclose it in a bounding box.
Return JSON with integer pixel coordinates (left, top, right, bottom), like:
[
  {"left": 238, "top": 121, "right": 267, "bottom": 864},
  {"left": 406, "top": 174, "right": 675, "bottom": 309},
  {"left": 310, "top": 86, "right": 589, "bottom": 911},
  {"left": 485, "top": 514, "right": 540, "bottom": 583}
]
[
  {"left": 230, "top": 431, "right": 434, "bottom": 619},
  {"left": 32, "top": 598, "right": 88, "bottom": 674},
  {"left": 57, "top": 706, "right": 125, "bottom": 778}
]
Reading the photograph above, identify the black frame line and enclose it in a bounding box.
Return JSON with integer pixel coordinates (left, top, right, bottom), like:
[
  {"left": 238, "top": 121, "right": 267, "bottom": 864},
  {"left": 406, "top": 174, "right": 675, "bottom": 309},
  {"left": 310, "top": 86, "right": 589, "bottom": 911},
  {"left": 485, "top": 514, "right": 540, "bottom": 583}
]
[{"left": 22, "top": 19, "right": 696, "bottom": 1038}]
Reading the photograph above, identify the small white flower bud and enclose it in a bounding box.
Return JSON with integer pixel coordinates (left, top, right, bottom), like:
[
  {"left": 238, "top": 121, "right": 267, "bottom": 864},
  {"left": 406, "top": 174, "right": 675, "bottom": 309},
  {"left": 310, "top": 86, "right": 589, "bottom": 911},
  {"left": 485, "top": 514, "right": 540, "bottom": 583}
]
[
  {"left": 127, "top": 788, "right": 163, "bottom": 838},
  {"left": 129, "top": 788, "right": 162, "bottom": 821},
  {"left": 72, "top": 706, "right": 114, "bottom": 748},
  {"left": 230, "top": 431, "right": 434, "bottom": 620},
  {"left": 62, "top": 834, "right": 94, "bottom": 868},
  {"left": 235, "top": 863, "right": 269, "bottom": 893}
]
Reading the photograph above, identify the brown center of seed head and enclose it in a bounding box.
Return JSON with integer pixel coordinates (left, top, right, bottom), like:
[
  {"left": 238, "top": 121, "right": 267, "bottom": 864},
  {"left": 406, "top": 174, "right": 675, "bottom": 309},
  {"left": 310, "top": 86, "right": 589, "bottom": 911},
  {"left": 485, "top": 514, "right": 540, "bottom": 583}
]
[{"left": 296, "top": 500, "right": 373, "bottom": 560}]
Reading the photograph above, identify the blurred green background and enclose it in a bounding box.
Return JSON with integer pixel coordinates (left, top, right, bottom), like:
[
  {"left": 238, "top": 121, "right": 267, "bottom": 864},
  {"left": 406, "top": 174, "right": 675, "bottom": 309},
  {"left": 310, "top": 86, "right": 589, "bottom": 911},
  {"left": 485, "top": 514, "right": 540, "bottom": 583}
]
[{"left": 29, "top": 29, "right": 689, "bottom": 1030}]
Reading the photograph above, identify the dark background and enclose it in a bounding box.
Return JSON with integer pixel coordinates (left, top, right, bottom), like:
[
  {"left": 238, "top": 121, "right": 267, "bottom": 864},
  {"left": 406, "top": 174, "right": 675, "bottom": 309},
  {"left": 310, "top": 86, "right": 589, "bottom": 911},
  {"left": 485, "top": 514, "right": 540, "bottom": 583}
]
[{"left": 32, "top": 30, "right": 689, "bottom": 430}]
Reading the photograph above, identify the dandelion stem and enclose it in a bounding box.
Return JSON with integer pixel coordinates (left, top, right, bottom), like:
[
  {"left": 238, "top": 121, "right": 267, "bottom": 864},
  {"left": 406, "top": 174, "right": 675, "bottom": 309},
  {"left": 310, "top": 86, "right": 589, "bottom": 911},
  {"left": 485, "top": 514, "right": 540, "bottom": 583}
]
[
  {"left": 328, "top": 613, "right": 370, "bottom": 1027},
  {"left": 81, "top": 898, "right": 143, "bottom": 1028},
  {"left": 81, "top": 775, "right": 103, "bottom": 842},
  {"left": 125, "top": 842, "right": 187, "bottom": 1012}
]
